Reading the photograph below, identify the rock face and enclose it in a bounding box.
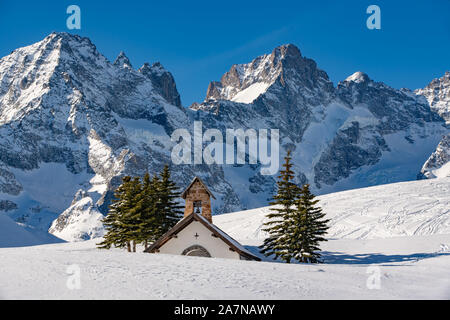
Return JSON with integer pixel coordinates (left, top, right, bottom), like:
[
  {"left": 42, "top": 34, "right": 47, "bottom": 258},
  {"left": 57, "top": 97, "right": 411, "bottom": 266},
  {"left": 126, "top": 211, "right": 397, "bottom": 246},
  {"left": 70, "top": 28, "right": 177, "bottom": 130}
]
[
  {"left": 416, "top": 71, "right": 450, "bottom": 124},
  {"left": 419, "top": 133, "right": 450, "bottom": 179},
  {"left": 48, "top": 189, "right": 105, "bottom": 241},
  {"left": 113, "top": 51, "right": 133, "bottom": 69},
  {"left": 416, "top": 72, "right": 450, "bottom": 178},
  {"left": 139, "top": 62, "right": 182, "bottom": 107},
  {"left": 0, "top": 34, "right": 448, "bottom": 241}
]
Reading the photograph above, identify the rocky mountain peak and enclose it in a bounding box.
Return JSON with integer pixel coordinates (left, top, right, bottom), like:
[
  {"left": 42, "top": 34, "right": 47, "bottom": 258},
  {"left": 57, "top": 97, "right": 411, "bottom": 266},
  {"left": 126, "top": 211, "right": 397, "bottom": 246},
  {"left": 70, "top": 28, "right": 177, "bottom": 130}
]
[
  {"left": 113, "top": 51, "right": 133, "bottom": 69},
  {"left": 203, "top": 43, "right": 330, "bottom": 103},
  {"left": 344, "top": 71, "right": 370, "bottom": 84},
  {"left": 138, "top": 61, "right": 182, "bottom": 107},
  {"left": 272, "top": 43, "right": 302, "bottom": 59}
]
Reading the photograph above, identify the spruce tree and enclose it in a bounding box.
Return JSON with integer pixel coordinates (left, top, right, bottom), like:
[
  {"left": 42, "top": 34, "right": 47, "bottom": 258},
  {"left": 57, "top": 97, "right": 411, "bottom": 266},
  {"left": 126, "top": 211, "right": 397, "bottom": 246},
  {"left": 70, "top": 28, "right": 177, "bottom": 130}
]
[
  {"left": 291, "top": 184, "right": 330, "bottom": 263},
  {"left": 259, "top": 151, "right": 300, "bottom": 262},
  {"left": 97, "top": 176, "right": 133, "bottom": 250},
  {"left": 121, "top": 176, "right": 145, "bottom": 252},
  {"left": 157, "top": 165, "right": 183, "bottom": 237},
  {"left": 97, "top": 166, "right": 194, "bottom": 253},
  {"left": 138, "top": 172, "right": 161, "bottom": 249}
]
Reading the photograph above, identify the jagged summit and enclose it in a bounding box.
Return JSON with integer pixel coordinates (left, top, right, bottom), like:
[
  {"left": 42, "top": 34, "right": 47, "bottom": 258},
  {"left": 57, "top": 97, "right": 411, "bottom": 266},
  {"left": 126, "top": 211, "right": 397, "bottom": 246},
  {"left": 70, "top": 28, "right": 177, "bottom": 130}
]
[
  {"left": 201, "top": 43, "right": 331, "bottom": 104},
  {"left": 344, "top": 71, "right": 370, "bottom": 83},
  {"left": 269, "top": 43, "right": 302, "bottom": 64},
  {"left": 138, "top": 61, "right": 182, "bottom": 107},
  {"left": 138, "top": 61, "right": 166, "bottom": 76},
  {"left": 113, "top": 51, "right": 132, "bottom": 69}
]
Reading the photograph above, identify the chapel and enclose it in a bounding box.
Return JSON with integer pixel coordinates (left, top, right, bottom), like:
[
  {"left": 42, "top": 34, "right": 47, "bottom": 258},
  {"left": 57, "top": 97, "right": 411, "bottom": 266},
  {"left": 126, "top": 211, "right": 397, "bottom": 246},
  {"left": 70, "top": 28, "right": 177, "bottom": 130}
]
[{"left": 144, "top": 176, "right": 260, "bottom": 261}]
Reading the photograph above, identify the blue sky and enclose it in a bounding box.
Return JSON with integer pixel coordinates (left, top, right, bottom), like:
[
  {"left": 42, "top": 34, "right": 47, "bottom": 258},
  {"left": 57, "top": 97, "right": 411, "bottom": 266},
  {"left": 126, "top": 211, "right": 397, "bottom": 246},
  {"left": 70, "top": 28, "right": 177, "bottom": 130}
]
[{"left": 1, "top": 0, "right": 449, "bottom": 106}]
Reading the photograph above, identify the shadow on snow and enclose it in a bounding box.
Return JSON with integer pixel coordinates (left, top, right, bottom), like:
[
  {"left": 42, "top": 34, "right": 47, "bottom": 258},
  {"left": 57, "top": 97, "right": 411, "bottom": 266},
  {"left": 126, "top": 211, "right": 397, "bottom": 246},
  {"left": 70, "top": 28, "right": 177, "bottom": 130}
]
[{"left": 243, "top": 245, "right": 449, "bottom": 265}]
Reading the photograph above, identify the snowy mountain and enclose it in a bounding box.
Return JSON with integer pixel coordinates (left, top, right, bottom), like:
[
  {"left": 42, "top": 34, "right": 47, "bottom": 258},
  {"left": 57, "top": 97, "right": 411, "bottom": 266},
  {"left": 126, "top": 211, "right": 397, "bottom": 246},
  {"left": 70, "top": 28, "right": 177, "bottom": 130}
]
[
  {"left": 192, "top": 44, "right": 447, "bottom": 195},
  {"left": 0, "top": 32, "right": 239, "bottom": 241},
  {"left": 48, "top": 189, "right": 105, "bottom": 241},
  {"left": 0, "top": 34, "right": 448, "bottom": 242}
]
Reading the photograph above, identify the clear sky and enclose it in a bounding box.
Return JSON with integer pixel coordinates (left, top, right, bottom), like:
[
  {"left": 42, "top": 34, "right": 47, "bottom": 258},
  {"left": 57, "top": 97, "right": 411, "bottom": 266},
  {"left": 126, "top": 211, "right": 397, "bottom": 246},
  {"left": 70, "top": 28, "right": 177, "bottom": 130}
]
[{"left": 1, "top": 0, "right": 449, "bottom": 106}]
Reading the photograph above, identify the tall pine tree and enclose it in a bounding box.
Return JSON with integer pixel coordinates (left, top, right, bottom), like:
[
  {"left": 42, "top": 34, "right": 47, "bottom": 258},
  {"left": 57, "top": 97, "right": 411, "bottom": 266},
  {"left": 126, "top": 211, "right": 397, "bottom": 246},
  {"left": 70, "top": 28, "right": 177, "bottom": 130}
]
[
  {"left": 97, "top": 166, "right": 195, "bottom": 252},
  {"left": 157, "top": 165, "right": 183, "bottom": 237},
  {"left": 260, "top": 152, "right": 330, "bottom": 263},
  {"left": 121, "top": 176, "right": 145, "bottom": 252},
  {"left": 137, "top": 173, "right": 162, "bottom": 249},
  {"left": 259, "top": 151, "right": 300, "bottom": 262},
  {"left": 97, "top": 176, "right": 133, "bottom": 250},
  {"left": 290, "top": 184, "right": 330, "bottom": 263}
]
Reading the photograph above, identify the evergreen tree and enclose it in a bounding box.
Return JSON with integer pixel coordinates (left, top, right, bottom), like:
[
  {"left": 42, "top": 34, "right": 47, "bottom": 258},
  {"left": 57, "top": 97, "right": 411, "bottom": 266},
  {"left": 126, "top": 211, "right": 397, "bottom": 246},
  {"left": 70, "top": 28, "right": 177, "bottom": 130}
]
[
  {"left": 259, "top": 151, "right": 300, "bottom": 262},
  {"left": 120, "top": 176, "right": 145, "bottom": 252},
  {"left": 290, "top": 184, "right": 330, "bottom": 263},
  {"left": 259, "top": 152, "right": 330, "bottom": 263},
  {"left": 97, "top": 176, "right": 133, "bottom": 250},
  {"left": 138, "top": 173, "right": 161, "bottom": 249},
  {"left": 157, "top": 165, "right": 183, "bottom": 237},
  {"left": 97, "top": 166, "right": 187, "bottom": 252}
]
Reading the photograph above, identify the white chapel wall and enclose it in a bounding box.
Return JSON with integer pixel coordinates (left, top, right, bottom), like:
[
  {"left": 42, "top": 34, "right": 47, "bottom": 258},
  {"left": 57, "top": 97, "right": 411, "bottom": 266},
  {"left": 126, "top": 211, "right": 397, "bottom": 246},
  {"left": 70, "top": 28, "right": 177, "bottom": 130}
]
[{"left": 157, "top": 221, "right": 240, "bottom": 260}]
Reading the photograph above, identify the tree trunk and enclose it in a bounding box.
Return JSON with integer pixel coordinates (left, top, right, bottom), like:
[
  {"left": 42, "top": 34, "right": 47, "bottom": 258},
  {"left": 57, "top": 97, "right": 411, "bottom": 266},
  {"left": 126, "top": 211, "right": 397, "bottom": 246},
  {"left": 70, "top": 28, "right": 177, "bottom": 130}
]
[
  {"left": 132, "top": 240, "right": 136, "bottom": 252},
  {"left": 144, "top": 240, "right": 148, "bottom": 250},
  {"left": 127, "top": 241, "right": 131, "bottom": 252}
]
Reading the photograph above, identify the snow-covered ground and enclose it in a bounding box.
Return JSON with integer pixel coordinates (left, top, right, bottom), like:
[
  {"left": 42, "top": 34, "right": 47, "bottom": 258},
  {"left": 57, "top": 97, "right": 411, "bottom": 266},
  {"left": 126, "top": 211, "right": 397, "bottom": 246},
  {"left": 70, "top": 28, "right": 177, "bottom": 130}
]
[
  {"left": 0, "top": 235, "right": 448, "bottom": 299},
  {"left": 214, "top": 177, "right": 450, "bottom": 241},
  {"left": 0, "top": 178, "right": 449, "bottom": 299}
]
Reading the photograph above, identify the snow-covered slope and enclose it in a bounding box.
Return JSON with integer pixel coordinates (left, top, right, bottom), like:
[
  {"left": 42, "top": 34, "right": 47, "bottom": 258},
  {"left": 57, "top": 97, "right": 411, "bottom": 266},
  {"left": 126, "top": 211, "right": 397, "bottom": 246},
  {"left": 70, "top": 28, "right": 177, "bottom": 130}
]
[
  {"left": 1, "top": 178, "right": 449, "bottom": 299},
  {"left": 48, "top": 190, "right": 105, "bottom": 241},
  {"left": 0, "top": 229, "right": 448, "bottom": 299},
  {"left": 214, "top": 178, "right": 450, "bottom": 241},
  {"left": 0, "top": 213, "right": 63, "bottom": 248}
]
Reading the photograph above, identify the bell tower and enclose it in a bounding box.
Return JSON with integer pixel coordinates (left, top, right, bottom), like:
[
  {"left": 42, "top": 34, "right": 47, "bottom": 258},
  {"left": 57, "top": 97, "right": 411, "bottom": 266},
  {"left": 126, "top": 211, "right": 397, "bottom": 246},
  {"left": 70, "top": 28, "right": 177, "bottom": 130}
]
[{"left": 181, "top": 177, "right": 216, "bottom": 223}]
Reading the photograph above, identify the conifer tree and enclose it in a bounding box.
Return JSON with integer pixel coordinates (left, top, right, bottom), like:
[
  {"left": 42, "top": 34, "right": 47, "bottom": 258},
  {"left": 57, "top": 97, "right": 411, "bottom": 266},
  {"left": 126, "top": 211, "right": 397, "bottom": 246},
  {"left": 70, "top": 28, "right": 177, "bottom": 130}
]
[
  {"left": 121, "top": 176, "right": 145, "bottom": 252},
  {"left": 259, "top": 152, "right": 330, "bottom": 263},
  {"left": 157, "top": 165, "right": 183, "bottom": 237},
  {"left": 97, "top": 176, "right": 133, "bottom": 250},
  {"left": 259, "top": 151, "right": 300, "bottom": 262},
  {"left": 137, "top": 172, "right": 161, "bottom": 249},
  {"left": 97, "top": 166, "right": 187, "bottom": 252},
  {"left": 290, "top": 184, "right": 330, "bottom": 263}
]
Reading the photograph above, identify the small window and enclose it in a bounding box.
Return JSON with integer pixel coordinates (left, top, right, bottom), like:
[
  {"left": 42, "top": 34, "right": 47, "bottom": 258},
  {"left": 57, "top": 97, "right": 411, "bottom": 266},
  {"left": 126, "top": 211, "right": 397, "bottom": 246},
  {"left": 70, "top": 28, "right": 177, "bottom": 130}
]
[
  {"left": 182, "top": 245, "right": 211, "bottom": 257},
  {"left": 193, "top": 200, "right": 202, "bottom": 214}
]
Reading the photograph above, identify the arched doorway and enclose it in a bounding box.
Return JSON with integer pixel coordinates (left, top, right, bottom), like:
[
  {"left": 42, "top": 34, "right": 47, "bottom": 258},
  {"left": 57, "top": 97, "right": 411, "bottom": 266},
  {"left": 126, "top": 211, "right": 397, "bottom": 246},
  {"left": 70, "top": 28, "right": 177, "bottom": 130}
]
[{"left": 182, "top": 245, "right": 211, "bottom": 257}]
